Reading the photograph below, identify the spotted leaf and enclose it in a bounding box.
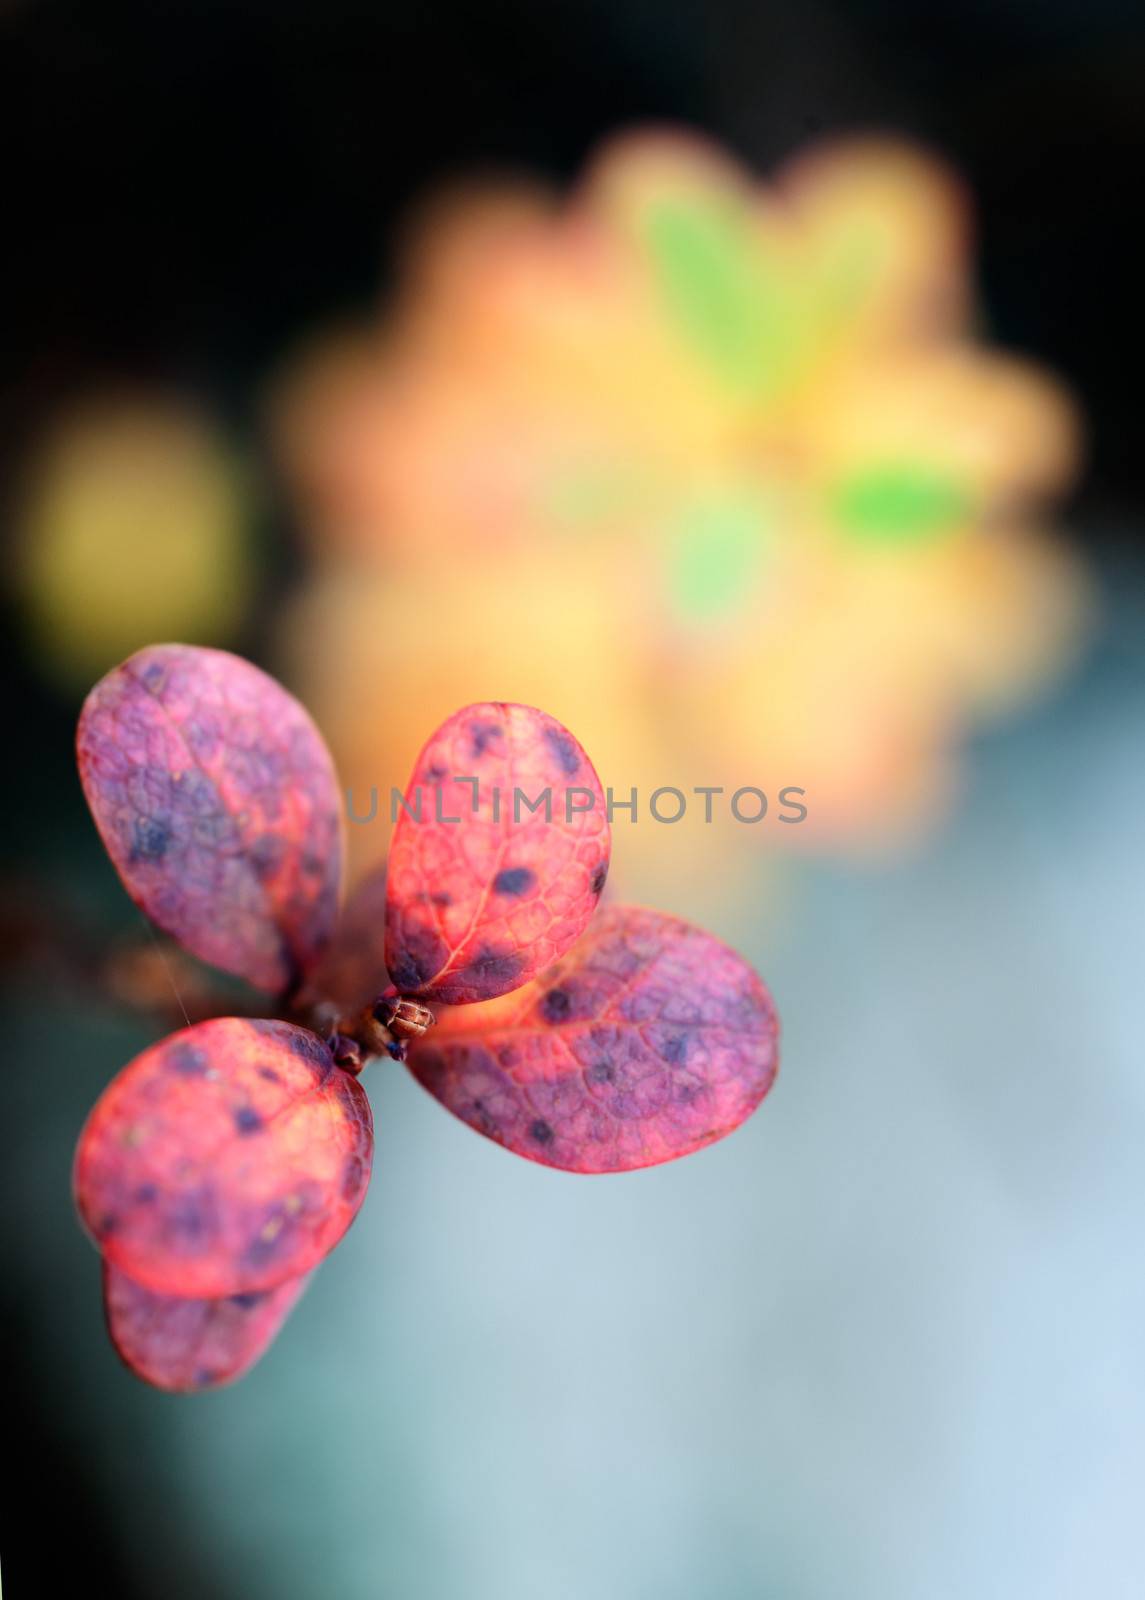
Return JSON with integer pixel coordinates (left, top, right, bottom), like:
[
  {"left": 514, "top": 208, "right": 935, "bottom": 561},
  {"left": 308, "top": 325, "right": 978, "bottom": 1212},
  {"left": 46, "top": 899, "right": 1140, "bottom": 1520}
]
[
  {"left": 406, "top": 905, "right": 778, "bottom": 1171},
  {"left": 384, "top": 703, "right": 610, "bottom": 1005},
  {"left": 103, "top": 1262, "right": 310, "bottom": 1392},
  {"left": 74, "top": 1018, "right": 373, "bottom": 1297},
  {"left": 77, "top": 643, "right": 343, "bottom": 994}
]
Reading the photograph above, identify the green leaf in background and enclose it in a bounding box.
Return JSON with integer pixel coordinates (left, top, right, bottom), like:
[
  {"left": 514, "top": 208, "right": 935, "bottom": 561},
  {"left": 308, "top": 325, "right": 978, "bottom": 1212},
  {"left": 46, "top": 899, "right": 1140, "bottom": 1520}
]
[
  {"left": 669, "top": 486, "right": 771, "bottom": 621},
  {"left": 643, "top": 196, "right": 791, "bottom": 397},
  {"left": 832, "top": 463, "right": 971, "bottom": 544}
]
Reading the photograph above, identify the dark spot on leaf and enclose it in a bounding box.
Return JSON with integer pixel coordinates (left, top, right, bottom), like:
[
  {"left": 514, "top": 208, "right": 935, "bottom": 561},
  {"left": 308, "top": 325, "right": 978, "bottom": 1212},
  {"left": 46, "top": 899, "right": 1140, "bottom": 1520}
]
[
  {"left": 471, "top": 1095, "right": 496, "bottom": 1134},
  {"left": 229, "top": 1291, "right": 266, "bottom": 1310},
  {"left": 132, "top": 815, "right": 171, "bottom": 861},
  {"left": 133, "top": 1183, "right": 159, "bottom": 1205},
  {"left": 544, "top": 727, "right": 580, "bottom": 775},
  {"left": 469, "top": 720, "right": 502, "bottom": 757},
  {"left": 258, "top": 1067, "right": 281, "bottom": 1084},
  {"left": 248, "top": 833, "right": 287, "bottom": 881},
  {"left": 390, "top": 951, "right": 432, "bottom": 992},
  {"left": 588, "top": 1060, "right": 615, "bottom": 1084},
  {"left": 234, "top": 1107, "right": 264, "bottom": 1136},
  {"left": 341, "top": 1153, "right": 367, "bottom": 1202},
  {"left": 493, "top": 866, "right": 534, "bottom": 896},
  {"left": 530, "top": 1119, "right": 554, "bottom": 1145},
  {"left": 662, "top": 1036, "right": 687, "bottom": 1064},
  {"left": 168, "top": 1043, "right": 208, "bottom": 1077},
  {"left": 591, "top": 862, "right": 608, "bottom": 895},
  {"left": 454, "top": 947, "right": 523, "bottom": 994},
  {"left": 541, "top": 988, "right": 571, "bottom": 1022},
  {"left": 425, "top": 761, "right": 447, "bottom": 782},
  {"left": 164, "top": 1191, "right": 216, "bottom": 1250},
  {"left": 389, "top": 920, "right": 451, "bottom": 994}
]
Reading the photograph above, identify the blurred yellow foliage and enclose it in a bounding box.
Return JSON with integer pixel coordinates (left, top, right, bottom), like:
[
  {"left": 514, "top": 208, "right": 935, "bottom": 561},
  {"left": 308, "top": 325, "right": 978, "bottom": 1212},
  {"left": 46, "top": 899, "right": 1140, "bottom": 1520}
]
[
  {"left": 16, "top": 396, "right": 253, "bottom": 685},
  {"left": 270, "top": 130, "right": 1091, "bottom": 903}
]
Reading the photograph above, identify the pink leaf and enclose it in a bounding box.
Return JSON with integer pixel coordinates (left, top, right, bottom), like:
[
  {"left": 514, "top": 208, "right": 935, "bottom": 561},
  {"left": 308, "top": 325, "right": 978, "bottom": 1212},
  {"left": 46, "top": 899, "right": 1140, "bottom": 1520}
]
[
  {"left": 384, "top": 703, "right": 610, "bottom": 1004},
  {"left": 74, "top": 1018, "right": 373, "bottom": 1297},
  {"left": 406, "top": 905, "right": 779, "bottom": 1171},
  {"left": 77, "top": 644, "right": 343, "bottom": 994},
  {"left": 103, "top": 1262, "right": 310, "bottom": 1391}
]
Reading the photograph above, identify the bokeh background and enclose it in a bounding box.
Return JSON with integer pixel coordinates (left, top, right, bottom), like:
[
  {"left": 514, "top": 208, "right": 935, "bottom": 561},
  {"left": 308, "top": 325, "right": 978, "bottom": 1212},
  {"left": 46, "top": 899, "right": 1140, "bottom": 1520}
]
[{"left": 3, "top": 1, "right": 1144, "bottom": 1595}]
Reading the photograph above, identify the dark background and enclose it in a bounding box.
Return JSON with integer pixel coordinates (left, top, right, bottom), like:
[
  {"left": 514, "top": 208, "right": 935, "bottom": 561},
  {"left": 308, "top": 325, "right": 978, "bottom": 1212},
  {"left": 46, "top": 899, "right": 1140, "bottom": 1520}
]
[
  {"left": 3, "top": 2, "right": 1143, "bottom": 1595},
  {"left": 4, "top": 0, "right": 1144, "bottom": 517}
]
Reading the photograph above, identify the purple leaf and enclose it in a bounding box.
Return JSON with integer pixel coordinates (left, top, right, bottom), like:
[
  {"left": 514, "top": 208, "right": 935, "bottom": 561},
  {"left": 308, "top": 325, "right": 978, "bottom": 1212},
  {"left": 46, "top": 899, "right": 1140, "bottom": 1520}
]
[
  {"left": 103, "top": 1262, "right": 310, "bottom": 1391},
  {"left": 407, "top": 905, "right": 779, "bottom": 1171},
  {"left": 77, "top": 643, "right": 343, "bottom": 993}
]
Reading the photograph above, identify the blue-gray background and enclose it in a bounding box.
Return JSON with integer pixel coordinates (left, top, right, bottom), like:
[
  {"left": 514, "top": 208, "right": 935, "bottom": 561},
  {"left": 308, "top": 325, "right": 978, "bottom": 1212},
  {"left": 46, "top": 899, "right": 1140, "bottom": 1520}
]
[
  {"left": 5, "top": 558, "right": 1144, "bottom": 1597},
  {"left": 4, "top": 1, "right": 1144, "bottom": 1595}
]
